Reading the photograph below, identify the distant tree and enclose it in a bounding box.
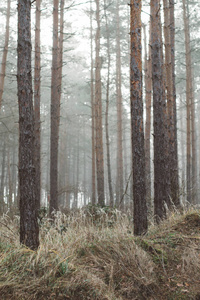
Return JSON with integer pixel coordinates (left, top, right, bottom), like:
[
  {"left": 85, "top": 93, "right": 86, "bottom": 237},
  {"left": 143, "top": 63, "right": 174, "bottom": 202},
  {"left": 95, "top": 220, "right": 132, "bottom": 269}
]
[
  {"left": 130, "top": 0, "right": 147, "bottom": 235},
  {"left": 95, "top": 0, "right": 105, "bottom": 206},
  {"left": 50, "top": 0, "right": 59, "bottom": 214},
  {"left": 18, "top": 0, "right": 39, "bottom": 250},
  {"left": 0, "top": 0, "right": 11, "bottom": 109},
  {"left": 104, "top": 0, "right": 114, "bottom": 207},
  {"left": 115, "top": 0, "right": 124, "bottom": 208},
  {"left": 90, "top": 0, "right": 96, "bottom": 205}
]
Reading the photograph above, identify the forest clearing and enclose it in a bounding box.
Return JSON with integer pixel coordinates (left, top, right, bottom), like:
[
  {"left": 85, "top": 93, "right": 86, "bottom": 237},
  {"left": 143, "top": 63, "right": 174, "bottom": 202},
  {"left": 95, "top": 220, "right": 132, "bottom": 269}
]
[{"left": 1, "top": 208, "right": 200, "bottom": 299}]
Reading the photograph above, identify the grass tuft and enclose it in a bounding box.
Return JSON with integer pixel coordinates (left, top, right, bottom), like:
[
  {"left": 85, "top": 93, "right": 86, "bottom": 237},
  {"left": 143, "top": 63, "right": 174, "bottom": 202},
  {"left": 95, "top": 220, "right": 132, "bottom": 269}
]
[{"left": 0, "top": 207, "right": 200, "bottom": 299}]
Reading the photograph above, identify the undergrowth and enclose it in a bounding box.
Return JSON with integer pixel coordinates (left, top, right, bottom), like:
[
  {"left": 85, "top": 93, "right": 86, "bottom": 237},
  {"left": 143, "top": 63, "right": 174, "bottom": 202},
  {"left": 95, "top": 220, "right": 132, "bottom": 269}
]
[{"left": 0, "top": 207, "right": 200, "bottom": 299}]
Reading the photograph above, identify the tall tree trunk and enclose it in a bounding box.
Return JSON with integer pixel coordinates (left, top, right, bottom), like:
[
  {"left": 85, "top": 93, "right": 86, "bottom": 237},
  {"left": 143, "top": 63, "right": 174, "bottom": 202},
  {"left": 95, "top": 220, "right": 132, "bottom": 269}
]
[
  {"left": 90, "top": 0, "right": 96, "bottom": 205},
  {"left": 95, "top": 0, "right": 105, "bottom": 206},
  {"left": 169, "top": 0, "right": 179, "bottom": 206},
  {"left": 182, "top": 0, "right": 193, "bottom": 203},
  {"left": 130, "top": 0, "right": 147, "bottom": 235},
  {"left": 151, "top": 0, "right": 168, "bottom": 221},
  {"left": 104, "top": 0, "right": 114, "bottom": 207},
  {"left": 143, "top": 23, "right": 152, "bottom": 211},
  {"left": 0, "top": 0, "right": 11, "bottom": 109},
  {"left": 50, "top": 0, "right": 59, "bottom": 214},
  {"left": 116, "top": 0, "right": 124, "bottom": 208},
  {"left": 18, "top": 0, "right": 39, "bottom": 250},
  {"left": 34, "top": 0, "right": 41, "bottom": 211},
  {"left": 163, "top": 0, "right": 179, "bottom": 207}
]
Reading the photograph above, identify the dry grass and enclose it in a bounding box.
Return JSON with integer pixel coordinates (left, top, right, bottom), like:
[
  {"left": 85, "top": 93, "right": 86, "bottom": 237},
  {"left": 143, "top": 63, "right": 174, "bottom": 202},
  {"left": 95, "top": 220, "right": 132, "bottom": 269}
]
[{"left": 0, "top": 206, "right": 200, "bottom": 299}]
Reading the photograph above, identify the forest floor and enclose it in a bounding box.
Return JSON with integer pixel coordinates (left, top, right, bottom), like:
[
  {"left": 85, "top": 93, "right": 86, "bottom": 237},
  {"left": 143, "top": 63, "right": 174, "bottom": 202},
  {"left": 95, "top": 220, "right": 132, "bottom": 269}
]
[{"left": 0, "top": 206, "right": 200, "bottom": 300}]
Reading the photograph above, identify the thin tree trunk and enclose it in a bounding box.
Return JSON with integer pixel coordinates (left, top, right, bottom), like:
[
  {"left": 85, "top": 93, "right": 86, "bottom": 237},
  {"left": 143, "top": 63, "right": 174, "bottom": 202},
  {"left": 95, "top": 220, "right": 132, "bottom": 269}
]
[
  {"left": 104, "top": 0, "right": 114, "bottom": 207},
  {"left": 95, "top": 0, "right": 105, "bottom": 206},
  {"left": 90, "top": 0, "right": 96, "bottom": 205},
  {"left": 0, "top": 137, "right": 6, "bottom": 214},
  {"left": 34, "top": 0, "right": 41, "bottom": 211},
  {"left": 7, "top": 149, "right": 13, "bottom": 217},
  {"left": 0, "top": 0, "right": 11, "bottom": 109},
  {"left": 18, "top": 0, "right": 39, "bottom": 250},
  {"left": 143, "top": 23, "right": 152, "bottom": 211},
  {"left": 50, "top": 0, "right": 59, "bottom": 214},
  {"left": 116, "top": 0, "right": 124, "bottom": 208},
  {"left": 130, "top": 0, "right": 147, "bottom": 235},
  {"left": 169, "top": 0, "right": 179, "bottom": 206},
  {"left": 182, "top": 0, "right": 192, "bottom": 203}
]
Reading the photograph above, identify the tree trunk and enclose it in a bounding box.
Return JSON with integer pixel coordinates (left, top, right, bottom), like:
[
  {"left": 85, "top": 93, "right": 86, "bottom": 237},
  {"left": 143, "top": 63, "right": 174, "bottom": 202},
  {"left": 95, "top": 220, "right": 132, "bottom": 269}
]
[
  {"left": 95, "top": 0, "right": 105, "bottom": 206},
  {"left": 90, "top": 0, "right": 96, "bottom": 205},
  {"left": 130, "top": 0, "right": 147, "bottom": 235},
  {"left": 34, "top": 0, "right": 41, "bottom": 211},
  {"left": 17, "top": 0, "right": 39, "bottom": 250},
  {"left": 0, "top": 137, "right": 6, "bottom": 214},
  {"left": 116, "top": 0, "right": 124, "bottom": 208},
  {"left": 104, "top": 0, "right": 114, "bottom": 207},
  {"left": 143, "top": 23, "right": 152, "bottom": 211},
  {"left": 169, "top": 0, "right": 179, "bottom": 207},
  {"left": 182, "top": 0, "right": 193, "bottom": 203},
  {"left": 50, "top": 0, "right": 59, "bottom": 214},
  {"left": 151, "top": 0, "right": 168, "bottom": 222},
  {"left": 0, "top": 0, "right": 11, "bottom": 109},
  {"left": 163, "top": 0, "right": 179, "bottom": 207}
]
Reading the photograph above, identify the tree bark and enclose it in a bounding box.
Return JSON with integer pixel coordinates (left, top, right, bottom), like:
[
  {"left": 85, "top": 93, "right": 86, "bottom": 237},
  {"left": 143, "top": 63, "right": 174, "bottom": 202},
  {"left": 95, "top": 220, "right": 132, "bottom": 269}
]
[
  {"left": 0, "top": 0, "right": 11, "bottom": 109},
  {"left": 50, "top": 0, "right": 59, "bottom": 214},
  {"left": 0, "top": 137, "right": 6, "bottom": 214},
  {"left": 17, "top": 0, "right": 39, "bottom": 250},
  {"left": 151, "top": 0, "right": 168, "bottom": 222},
  {"left": 182, "top": 0, "right": 193, "bottom": 203},
  {"left": 130, "top": 0, "right": 147, "bottom": 235},
  {"left": 116, "top": 0, "right": 124, "bottom": 209},
  {"left": 90, "top": 0, "right": 96, "bottom": 205},
  {"left": 104, "top": 0, "right": 114, "bottom": 207},
  {"left": 95, "top": 0, "right": 105, "bottom": 206},
  {"left": 143, "top": 23, "right": 152, "bottom": 211},
  {"left": 169, "top": 0, "right": 179, "bottom": 206},
  {"left": 34, "top": 0, "right": 41, "bottom": 211}
]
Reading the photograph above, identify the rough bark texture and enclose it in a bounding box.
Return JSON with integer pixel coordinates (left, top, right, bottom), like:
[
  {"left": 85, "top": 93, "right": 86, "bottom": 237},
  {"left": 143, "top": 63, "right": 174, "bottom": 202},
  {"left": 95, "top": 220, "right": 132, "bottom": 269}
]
[
  {"left": 130, "top": 0, "right": 147, "bottom": 235},
  {"left": 116, "top": 0, "right": 124, "bottom": 208},
  {"left": 163, "top": 0, "right": 179, "bottom": 207},
  {"left": 169, "top": 0, "right": 179, "bottom": 207},
  {"left": 151, "top": 0, "right": 168, "bottom": 222},
  {"left": 143, "top": 23, "right": 152, "bottom": 211},
  {"left": 0, "top": 0, "right": 11, "bottom": 109},
  {"left": 90, "top": 0, "right": 96, "bottom": 205},
  {"left": 34, "top": 0, "right": 41, "bottom": 211},
  {"left": 95, "top": 0, "right": 105, "bottom": 206},
  {"left": 182, "top": 0, "right": 193, "bottom": 203},
  {"left": 50, "top": 0, "right": 59, "bottom": 214},
  {"left": 17, "top": 0, "right": 39, "bottom": 250},
  {"left": 104, "top": 0, "right": 114, "bottom": 207},
  {"left": 58, "top": 0, "right": 64, "bottom": 102}
]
